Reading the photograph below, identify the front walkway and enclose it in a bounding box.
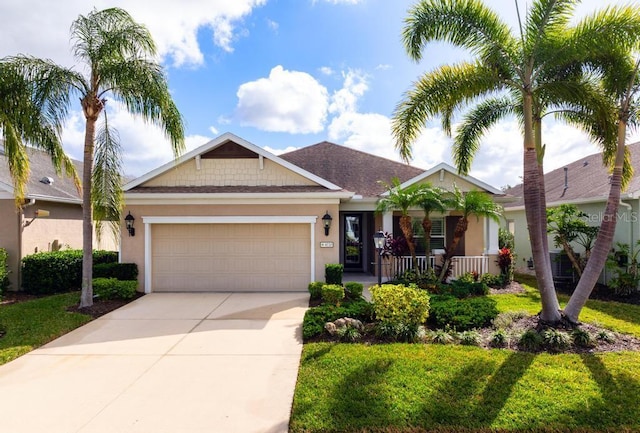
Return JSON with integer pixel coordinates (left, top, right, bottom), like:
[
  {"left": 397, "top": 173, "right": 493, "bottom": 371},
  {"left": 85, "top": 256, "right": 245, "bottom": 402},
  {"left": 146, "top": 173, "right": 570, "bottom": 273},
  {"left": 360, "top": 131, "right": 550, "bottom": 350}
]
[{"left": 0, "top": 292, "right": 308, "bottom": 433}]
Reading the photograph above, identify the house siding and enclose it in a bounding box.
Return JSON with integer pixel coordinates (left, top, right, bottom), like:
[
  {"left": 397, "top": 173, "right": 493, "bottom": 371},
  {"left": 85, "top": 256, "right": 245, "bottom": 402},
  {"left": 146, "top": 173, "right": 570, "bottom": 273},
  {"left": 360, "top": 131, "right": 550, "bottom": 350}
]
[{"left": 0, "top": 200, "right": 21, "bottom": 290}]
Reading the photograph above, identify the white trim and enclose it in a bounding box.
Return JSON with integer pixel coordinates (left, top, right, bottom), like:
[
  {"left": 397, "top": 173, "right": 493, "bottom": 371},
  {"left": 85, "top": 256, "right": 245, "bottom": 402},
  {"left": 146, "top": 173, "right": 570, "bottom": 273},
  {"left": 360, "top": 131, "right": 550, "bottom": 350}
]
[
  {"left": 503, "top": 194, "right": 636, "bottom": 212},
  {"left": 126, "top": 197, "right": 345, "bottom": 206},
  {"left": 124, "top": 191, "right": 353, "bottom": 201},
  {"left": 124, "top": 132, "right": 343, "bottom": 191},
  {"left": 387, "top": 162, "right": 502, "bottom": 195},
  {"left": 24, "top": 194, "right": 82, "bottom": 204},
  {"left": 142, "top": 215, "right": 318, "bottom": 292}
]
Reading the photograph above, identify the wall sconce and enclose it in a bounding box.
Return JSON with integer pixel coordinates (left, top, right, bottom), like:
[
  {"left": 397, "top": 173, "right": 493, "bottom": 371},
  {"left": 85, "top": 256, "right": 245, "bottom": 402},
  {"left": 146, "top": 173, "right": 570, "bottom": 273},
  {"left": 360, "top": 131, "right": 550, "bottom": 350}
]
[
  {"left": 322, "top": 211, "right": 332, "bottom": 236},
  {"left": 124, "top": 211, "right": 135, "bottom": 237},
  {"left": 527, "top": 257, "right": 534, "bottom": 270},
  {"left": 23, "top": 209, "right": 50, "bottom": 228}
]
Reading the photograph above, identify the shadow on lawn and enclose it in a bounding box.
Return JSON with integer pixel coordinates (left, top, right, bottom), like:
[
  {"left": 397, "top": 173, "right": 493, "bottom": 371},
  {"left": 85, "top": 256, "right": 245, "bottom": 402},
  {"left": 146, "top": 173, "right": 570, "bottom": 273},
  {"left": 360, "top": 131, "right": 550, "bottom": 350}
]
[{"left": 582, "top": 299, "right": 640, "bottom": 327}]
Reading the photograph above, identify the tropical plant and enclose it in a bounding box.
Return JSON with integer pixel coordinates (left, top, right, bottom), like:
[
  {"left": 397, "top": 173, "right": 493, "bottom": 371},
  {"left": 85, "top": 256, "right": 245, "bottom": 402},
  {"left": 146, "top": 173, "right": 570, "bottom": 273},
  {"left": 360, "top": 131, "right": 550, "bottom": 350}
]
[
  {"left": 392, "top": 0, "right": 640, "bottom": 322},
  {"left": 5, "top": 8, "right": 185, "bottom": 307},
  {"left": 414, "top": 182, "right": 449, "bottom": 269},
  {"left": 375, "top": 178, "right": 422, "bottom": 271},
  {"left": 546, "top": 204, "right": 599, "bottom": 276},
  {"left": 437, "top": 185, "right": 502, "bottom": 282},
  {"left": 605, "top": 241, "right": 640, "bottom": 296}
]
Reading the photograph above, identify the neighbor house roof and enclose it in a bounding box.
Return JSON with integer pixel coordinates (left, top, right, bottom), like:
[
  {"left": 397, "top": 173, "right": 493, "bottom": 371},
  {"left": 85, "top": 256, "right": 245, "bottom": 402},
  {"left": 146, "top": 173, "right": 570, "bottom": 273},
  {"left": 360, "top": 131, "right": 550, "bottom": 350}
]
[
  {"left": 0, "top": 142, "right": 81, "bottom": 204},
  {"left": 280, "top": 141, "right": 425, "bottom": 197},
  {"left": 504, "top": 142, "right": 640, "bottom": 209}
]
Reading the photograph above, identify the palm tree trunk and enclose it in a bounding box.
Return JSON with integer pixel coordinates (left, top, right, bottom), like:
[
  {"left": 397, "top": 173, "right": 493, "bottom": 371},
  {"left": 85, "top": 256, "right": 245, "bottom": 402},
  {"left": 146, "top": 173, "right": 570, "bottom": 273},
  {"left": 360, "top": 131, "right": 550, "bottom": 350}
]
[
  {"left": 422, "top": 217, "right": 432, "bottom": 270},
  {"left": 80, "top": 117, "right": 95, "bottom": 308},
  {"left": 564, "top": 121, "right": 627, "bottom": 322},
  {"left": 524, "top": 94, "right": 561, "bottom": 322},
  {"left": 399, "top": 215, "right": 418, "bottom": 271},
  {"left": 438, "top": 217, "right": 468, "bottom": 281},
  {"left": 559, "top": 239, "right": 583, "bottom": 277}
]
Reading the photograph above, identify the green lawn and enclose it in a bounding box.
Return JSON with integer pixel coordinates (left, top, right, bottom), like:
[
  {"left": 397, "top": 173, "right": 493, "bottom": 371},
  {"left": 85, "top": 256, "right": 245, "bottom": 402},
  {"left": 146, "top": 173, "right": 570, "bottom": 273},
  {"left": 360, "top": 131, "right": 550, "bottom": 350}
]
[
  {"left": 291, "top": 278, "right": 640, "bottom": 433},
  {"left": 0, "top": 293, "right": 91, "bottom": 365}
]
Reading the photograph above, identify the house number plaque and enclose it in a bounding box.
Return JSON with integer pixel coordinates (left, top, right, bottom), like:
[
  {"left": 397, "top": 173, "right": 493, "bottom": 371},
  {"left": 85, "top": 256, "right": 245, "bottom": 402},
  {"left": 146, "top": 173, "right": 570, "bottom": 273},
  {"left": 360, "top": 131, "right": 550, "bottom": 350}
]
[{"left": 320, "top": 242, "right": 334, "bottom": 248}]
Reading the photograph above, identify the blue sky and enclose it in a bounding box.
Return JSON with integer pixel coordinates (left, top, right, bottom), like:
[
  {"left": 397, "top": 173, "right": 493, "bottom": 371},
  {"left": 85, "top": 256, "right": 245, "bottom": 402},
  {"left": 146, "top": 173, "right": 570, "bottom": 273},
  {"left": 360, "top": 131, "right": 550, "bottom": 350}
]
[{"left": 2, "top": 0, "right": 638, "bottom": 189}]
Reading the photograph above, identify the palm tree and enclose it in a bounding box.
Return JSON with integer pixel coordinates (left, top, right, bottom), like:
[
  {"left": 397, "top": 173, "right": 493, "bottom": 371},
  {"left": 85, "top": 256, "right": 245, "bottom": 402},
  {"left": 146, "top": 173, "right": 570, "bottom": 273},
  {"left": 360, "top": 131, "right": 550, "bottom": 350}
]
[
  {"left": 7, "top": 8, "right": 185, "bottom": 307},
  {"left": 375, "top": 178, "right": 421, "bottom": 271},
  {"left": 437, "top": 186, "right": 502, "bottom": 282},
  {"left": 414, "top": 183, "right": 448, "bottom": 270},
  {"left": 391, "top": 0, "right": 640, "bottom": 322},
  {"left": 0, "top": 62, "right": 78, "bottom": 206}
]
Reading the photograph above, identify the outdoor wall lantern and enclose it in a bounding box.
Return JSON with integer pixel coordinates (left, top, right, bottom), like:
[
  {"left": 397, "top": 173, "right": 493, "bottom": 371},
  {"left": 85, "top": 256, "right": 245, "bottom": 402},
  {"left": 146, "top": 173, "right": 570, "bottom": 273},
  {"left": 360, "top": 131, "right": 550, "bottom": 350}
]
[
  {"left": 124, "top": 211, "right": 136, "bottom": 237},
  {"left": 373, "top": 230, "right": 385, "bottom": 286},
  {"left": 322, "top": 211, "right": 332, "bottom": 236},
  {"left": 527, "top": 257, "right": 534, "bottom": 270}
]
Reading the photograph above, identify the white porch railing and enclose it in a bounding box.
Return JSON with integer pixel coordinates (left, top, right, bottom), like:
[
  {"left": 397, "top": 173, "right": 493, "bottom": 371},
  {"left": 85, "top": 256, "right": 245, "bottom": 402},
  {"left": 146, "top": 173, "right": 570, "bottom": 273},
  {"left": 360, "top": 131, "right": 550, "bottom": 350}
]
[{"left": 391, "top": 255, "right": 490, "bottom": 279}]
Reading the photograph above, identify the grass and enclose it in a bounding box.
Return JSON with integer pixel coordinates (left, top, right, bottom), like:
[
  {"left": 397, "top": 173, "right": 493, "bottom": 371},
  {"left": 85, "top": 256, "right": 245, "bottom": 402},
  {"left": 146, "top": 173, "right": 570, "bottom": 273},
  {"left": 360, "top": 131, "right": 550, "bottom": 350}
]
[
  {"left": 0, "top": 293, "right": 91, "bottom": 365},
  {"left": 291, "top": 276, "right": 640, "bottom": 433}
]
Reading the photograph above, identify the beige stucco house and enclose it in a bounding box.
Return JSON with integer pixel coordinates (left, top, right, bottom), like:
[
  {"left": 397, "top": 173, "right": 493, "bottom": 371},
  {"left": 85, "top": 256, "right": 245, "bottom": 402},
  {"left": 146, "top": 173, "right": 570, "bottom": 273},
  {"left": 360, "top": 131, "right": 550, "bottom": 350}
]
[
  {"left": 121, "top": 132, "right": 504, "bottom": 293},
  {"left": 0, "top": 145, "right": 118, "bottom": 290}
]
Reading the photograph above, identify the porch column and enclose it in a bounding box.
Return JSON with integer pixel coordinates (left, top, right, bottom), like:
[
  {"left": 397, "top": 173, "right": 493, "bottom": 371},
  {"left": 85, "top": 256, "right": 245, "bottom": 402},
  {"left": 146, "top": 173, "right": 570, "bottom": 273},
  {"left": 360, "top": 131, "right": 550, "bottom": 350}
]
[
  {"left": 486, "top": 217, "right": 500, "bottom": 254},
  {"left": 382, "top": 211, "right": 393, "bottom": 235}
]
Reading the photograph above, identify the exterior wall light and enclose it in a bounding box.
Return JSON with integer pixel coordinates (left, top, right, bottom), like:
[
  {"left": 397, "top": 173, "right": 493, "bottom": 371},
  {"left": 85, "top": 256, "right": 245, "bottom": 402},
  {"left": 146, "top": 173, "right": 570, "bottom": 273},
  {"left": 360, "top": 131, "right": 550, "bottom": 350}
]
[
  {"left": 125, "top": 211, "right": 136, "bottom": 237},
  {"left": 322, "top": 211, "right": 332, "bottom": 236}
]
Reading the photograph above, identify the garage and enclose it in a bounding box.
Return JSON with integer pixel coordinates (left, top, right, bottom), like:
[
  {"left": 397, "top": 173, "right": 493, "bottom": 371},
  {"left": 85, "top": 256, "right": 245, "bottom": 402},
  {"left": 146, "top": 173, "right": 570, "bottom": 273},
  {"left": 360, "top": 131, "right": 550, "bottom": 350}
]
[{"left": 150, "top": 221, "right": 312, "bottom": 292}]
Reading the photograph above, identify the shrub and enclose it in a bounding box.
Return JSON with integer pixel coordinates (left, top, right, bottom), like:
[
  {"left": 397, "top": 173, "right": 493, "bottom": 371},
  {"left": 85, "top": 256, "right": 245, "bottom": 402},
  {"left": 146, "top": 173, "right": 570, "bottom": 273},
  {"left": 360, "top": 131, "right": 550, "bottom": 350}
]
[
  {"left": 490, "top": 329, "right": 509, "bottom": 348},
  {"left": 440, "top": 279, "right": 489, "bottom": 298},
  {"left": 571, "top": 328, "right": 594, "bottom": 348},
  {"left": 93, "top": 262, "right": 138, "bottom": 281},
  {"left": 370, "top": 284, "right": 430, "bottom": 329},
  {"left": 321, "top": 284, "right": 345, "bottom": 306},
  {"left": 542, "top": 328, "right": 571, "bottom": 352},
  {"left": 428, "top": 295, "right": 498, "bottom": 331},
  {"left": 22, "top": 250, "right": 118, "bottom": 294},
  {"left": 92, "top": 278, "right": 138, "bottom": 300},
  {"left": 325, "top": 263, "right": 344, "bottom": 285},
  {"left": 302, "top": 299, "right": 374, "bottom": 340},
  {"left": 344, "top": 282, "right": 364, "bottom": 300},
  {"left": 307, "top": 281, "right": 324, "bottom": 300},
  {"left": 336, "top": 325, "right": 362, "bottom": 342},
  {"left": 518, "top": 329, "right": 543, "bottom": 352},
  {"left": 480, "top": 273, "right": 504, "bottom": 288},
  {"left": 458, "top": 329, "right": 482, "bottom": 346},
  {"left": 596, "top": 330, "right": 616, "bottom": 344},
  {"left": 427, "top": 329, "right": 455, "bottom": 345},
  {"left": 492, "top": 310, "right": 528, "bottom": 329},
  {"left": 393, "top": 268, "right": 441, "bottom": 292},
  {"left": 0, "top": 247, "right": 9, "bottom": 296}
]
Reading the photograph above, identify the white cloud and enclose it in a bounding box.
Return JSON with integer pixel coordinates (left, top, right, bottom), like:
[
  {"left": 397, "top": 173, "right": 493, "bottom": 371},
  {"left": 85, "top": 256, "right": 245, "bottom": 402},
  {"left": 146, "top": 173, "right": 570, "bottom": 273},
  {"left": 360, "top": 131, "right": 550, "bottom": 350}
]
[
  {"left": 375, "top": 64, "right": 392, "bottom": 71},
  {"left": 263, "top": 145, "right": 300, "bottom": 155},
  {"left": 329, "top": 70, "right": 369, "bottom": 114},
  {"left": 266, "top": 18, "right": 279, "bottom": 32},
  {"left": 312, "top": 0, "right": 363, "bottom": 4},
  {"left": 319, "top": 66, "right": 335, "bottom": 76},
  {"left": 0, "top": 0, "right": 266, "bottom": 67},
  {"left": 209, "top": 126, "right": 220, "bottom": 136},
  {"left": 235, "top": 65, "right": 329, "bottom": 134}
]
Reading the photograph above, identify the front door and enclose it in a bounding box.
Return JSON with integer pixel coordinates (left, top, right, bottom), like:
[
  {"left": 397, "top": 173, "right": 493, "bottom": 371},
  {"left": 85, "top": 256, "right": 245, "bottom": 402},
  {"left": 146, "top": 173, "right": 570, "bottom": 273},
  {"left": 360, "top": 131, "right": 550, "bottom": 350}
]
[{"left": 344, "top": 214, "right": 363, "bottom": 270}]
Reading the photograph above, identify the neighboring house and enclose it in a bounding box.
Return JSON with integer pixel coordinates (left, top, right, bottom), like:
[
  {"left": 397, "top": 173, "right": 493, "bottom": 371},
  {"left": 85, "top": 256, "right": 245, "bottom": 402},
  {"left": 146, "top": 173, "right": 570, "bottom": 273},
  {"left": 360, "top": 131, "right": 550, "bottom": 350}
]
[
  {"left": 0, "top": 144, "right": 118, "bottom": 290},
  {"left": 121, "top": 132, "right": 504, "bottom": 293},
  {"left": 503, "top": 142, "right": 640, "bottom": 278}
]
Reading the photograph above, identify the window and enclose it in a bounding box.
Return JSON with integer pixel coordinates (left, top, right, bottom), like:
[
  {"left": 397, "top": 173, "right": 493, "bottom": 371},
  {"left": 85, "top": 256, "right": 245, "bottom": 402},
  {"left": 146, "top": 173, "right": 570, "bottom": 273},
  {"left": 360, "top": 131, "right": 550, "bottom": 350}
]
[
  {"left": 508, "top": 220, "right": 515, "bottom": 235},
  {"left": 430, "top": 218, "right": 445, "bottom": 251},
  {"left": 393, "top": 216, "right": 445, "bottom": 254}
]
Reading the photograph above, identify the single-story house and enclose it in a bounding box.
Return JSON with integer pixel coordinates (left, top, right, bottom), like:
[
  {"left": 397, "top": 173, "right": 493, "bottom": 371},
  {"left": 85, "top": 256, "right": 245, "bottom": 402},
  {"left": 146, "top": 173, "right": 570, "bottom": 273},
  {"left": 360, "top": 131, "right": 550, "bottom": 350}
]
[
  {"left": 0, "top": 144, "right": 118, "bottom": 290},
  {"left": 121, "top": 132, "right": 504, "bottom": 293},
  {"left": 503, "top": 142, "right": 640, "bottom": 278}
]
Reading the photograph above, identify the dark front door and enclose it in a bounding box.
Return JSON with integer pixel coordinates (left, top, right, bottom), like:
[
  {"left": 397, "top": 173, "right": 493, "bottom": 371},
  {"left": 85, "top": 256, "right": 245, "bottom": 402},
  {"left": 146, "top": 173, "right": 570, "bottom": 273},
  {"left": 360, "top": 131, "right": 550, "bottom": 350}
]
[{"left": 344, "top": 214, "right": 363, "bottom": 270}]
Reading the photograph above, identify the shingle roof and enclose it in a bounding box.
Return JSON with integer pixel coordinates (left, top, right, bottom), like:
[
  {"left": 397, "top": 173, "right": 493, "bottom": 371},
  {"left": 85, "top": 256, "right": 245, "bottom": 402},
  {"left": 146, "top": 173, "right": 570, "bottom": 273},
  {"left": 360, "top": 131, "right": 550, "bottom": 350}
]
[
  {"left": 0, "top": 143, "right": 81, "bottom": 203},
  {"left": 280, "top": 141, "right": 425, "bottom": 197},
  {"left": 504, "top": 142, "right": 640, "bottom": 208}
]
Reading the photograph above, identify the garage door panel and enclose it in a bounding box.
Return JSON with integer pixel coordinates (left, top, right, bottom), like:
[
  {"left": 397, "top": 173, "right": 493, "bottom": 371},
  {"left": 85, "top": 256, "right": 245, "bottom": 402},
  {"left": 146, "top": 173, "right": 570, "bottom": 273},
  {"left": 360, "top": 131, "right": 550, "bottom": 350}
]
[{"left": 152, "top": 223, "right": 311, "bottom": 292}]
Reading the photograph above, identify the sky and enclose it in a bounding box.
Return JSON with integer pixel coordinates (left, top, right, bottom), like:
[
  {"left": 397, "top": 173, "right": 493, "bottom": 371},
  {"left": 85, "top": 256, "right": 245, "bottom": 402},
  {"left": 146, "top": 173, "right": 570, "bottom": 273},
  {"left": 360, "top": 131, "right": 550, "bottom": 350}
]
[{"left": 2, "top": 0, "right": 639, "bottom": 190}]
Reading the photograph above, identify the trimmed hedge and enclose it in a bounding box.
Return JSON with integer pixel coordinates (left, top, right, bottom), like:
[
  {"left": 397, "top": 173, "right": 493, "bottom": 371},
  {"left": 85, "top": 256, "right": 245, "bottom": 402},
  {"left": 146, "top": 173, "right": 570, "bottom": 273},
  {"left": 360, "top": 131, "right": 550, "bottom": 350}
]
[
  {"left": 93, "top": 278, "right": 138, "bottom": 300},
  {"left": 325, "top": 263, "right": 344, "bottom": 285},
  {"left": 344, "top": 281, "right": 364, "bottom": 299},
  {"left": 302, "top": 299, "right": 374, "bottom": 341},
  {"left": 429, "top": 295, "right": 498, "bottom": 331},
  {"left": 22, "top": 250, "right": 118, "bottom": 294},
  {"left": 0, "top": 248, "right": 9, "bottom": 296},
  {"left": 93, "top": 262, "right": 138, "bottom": 281}
]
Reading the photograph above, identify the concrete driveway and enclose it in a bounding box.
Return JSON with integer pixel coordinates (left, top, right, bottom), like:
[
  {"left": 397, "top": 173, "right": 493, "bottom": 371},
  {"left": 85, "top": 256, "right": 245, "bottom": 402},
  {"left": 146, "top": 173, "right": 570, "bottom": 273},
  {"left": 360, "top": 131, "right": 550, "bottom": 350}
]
[{"left": 0, "top": 292, "right": 308, "bottom": 433}]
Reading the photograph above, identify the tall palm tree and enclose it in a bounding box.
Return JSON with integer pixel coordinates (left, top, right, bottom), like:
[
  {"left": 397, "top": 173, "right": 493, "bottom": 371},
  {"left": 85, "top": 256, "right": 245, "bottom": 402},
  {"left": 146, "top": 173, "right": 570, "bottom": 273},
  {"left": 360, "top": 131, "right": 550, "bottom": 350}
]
[
  {"left": 414, "top": 183, "right": 448, "bottom": 270},
  {"left": 392, "top": 0, "right": 640, "bottom": 322},
  {"left": 7, "top": 8, "right": 185, "bottom": 307},
  {"left": 0, "top": 62, "right": 78, "bottom": 206},
  {"left": 437, "top": 186, "right": 502, "bottom": 282},
  {"left": 376, "top": 178, "right": 421, "bottom": 271}
]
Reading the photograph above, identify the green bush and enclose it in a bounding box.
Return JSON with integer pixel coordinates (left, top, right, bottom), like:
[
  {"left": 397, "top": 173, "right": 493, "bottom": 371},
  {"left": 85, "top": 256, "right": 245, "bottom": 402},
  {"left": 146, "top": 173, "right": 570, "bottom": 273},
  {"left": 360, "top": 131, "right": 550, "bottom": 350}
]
[
  {"left": 21, "top": 250, "right": 118, "bottom": 295},
  {"left": 93, "top": 278, "right": 138, "bottom": 300},
  {"left": 480, "top": 273, "right": 504, "bottom": 288},
  {"left": 0, "top": 248, "right": 9, "bottom": 297},
  {"left": 325, "top": 263, "right": 344, "bottom": 285},
  {"left": 518, "top": 329, "right": 543, "bottom": 352},
  {"left": 370, "top": 284, "right": 430, "bottom": 329},
  {"left": 321, "top": 284, "right": 345, "bottom": 306},
  {"left": 302, "top": 299, "right": 374, "bottom": 340},
  {"left": 542, "top": 328, "right": 571, "bottom": 352},
  {"left": 344, "top": 282, "right": 363, "bottom": 299},
  {"left": 93, "top": 262, "right": 138, "bottom": 281},
  {"left": 307, "top": 281, "right": 324, "bottom": 300},
  {"left": 428, "top": 295, "right": 498, "bottom": 331},
  {"left": 427, "top": 328, "right": 455, "bottom": 344},
  {"left": 571, "top": 328, "right": 594, "bottom": 348},
  {"left": 447, "top": 279, "right": 489, "bottom": 298},
  {"left": 458, "top": 329, "right": 482, "bottom": 346},
  {"left": 490, "top": 329, "right": 509, "bottom": 348}
]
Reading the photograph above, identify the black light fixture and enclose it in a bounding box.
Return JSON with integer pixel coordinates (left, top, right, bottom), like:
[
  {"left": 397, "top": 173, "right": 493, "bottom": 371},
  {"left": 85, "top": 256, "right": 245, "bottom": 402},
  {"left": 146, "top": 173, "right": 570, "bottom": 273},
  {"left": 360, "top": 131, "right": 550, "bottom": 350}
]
[
  {"left": 124, "top": 211, "right": 135, "bottom": 237},
  {"left": 527, "top": 257, "right": 534, "bottom": 270},
  {"left": 322, "top": 211, "right": 332, "bottom": 236},
  {"left": 373, "top": 230, "right": 385, "bottom": 286}
]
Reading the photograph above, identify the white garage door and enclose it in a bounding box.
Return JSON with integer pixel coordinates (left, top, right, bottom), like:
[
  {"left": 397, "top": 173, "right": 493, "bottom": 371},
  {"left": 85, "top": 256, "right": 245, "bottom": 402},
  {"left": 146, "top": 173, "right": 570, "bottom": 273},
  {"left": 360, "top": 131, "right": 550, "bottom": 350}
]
[{"left": 151, "top": 223, "right": 311, "bottom": 291}]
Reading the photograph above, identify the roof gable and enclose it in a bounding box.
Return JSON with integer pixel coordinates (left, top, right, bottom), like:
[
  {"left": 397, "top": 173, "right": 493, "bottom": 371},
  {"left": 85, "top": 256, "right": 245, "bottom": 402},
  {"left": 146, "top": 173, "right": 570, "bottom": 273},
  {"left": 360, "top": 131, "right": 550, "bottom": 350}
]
[
  {"left": 281, "top": 141, "right": 425, "bottom": 197},
  {"left": 124, "top": 133, "right": 344, "bottom": 191},
  {"left": 395, "top": 162, "right": 503, "bottom": 195}
]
